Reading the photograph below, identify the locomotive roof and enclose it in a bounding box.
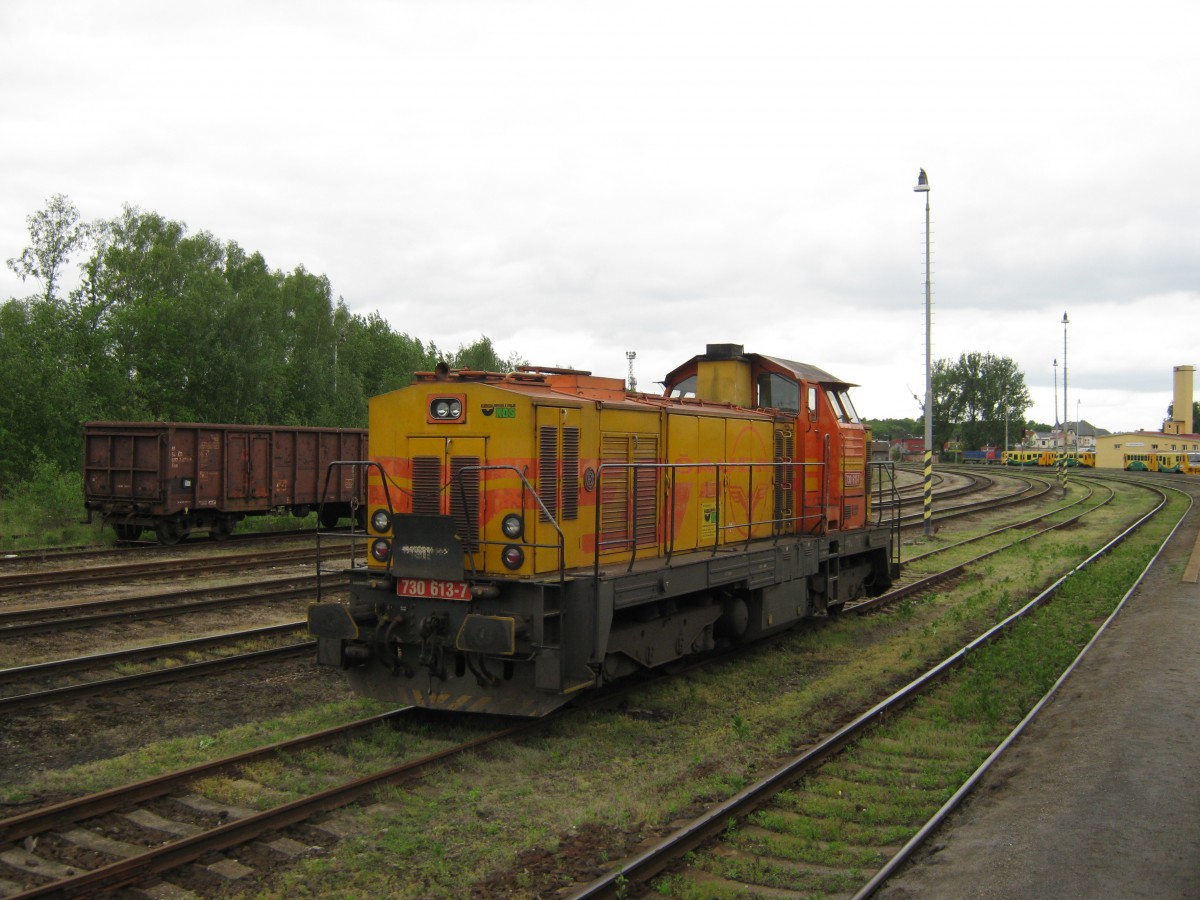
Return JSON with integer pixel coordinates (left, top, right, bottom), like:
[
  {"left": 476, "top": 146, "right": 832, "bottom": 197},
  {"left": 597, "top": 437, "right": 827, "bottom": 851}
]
[
  {"left": 662, "top": 347, "right": 856, "bottom": 389},
  {"left": 757, "top": 354, "right": 856, "bottom": 388}
]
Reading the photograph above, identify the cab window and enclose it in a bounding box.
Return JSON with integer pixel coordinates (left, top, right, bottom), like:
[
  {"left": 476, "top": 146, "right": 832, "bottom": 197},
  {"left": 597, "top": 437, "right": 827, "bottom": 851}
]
[
  {"left": 829, "top": 389, "right": 861, "bottom": 424},
  {"left": 668, "top": 375, "right": 697, "bottom": 399},
  {"left": 756, "top": 373, "right": 800, "bottom": 413}
]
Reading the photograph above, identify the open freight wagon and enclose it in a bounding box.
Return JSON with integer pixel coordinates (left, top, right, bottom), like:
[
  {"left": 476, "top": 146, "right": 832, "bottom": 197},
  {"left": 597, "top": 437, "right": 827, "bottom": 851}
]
[{"left": 83, "top": 421, "right": 367, "bottom": 543}]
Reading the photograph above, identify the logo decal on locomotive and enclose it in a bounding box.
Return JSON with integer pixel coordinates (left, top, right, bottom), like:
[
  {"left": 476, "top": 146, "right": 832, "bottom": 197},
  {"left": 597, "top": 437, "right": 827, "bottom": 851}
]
[{"left": 481, "top": 404, "right": 517, "bottom": 418}]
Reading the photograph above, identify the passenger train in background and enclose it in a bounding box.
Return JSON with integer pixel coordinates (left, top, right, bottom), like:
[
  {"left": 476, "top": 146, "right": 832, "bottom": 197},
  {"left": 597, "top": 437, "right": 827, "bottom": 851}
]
[
  {"left": 1123, "top": 452, "right": 1200, "bottom": 473},
  {"left": 308, "top": 344, "right": 900, "bottom": 716},
  {"left": 1001, "top": 450, "right": 1095, "bottom": 467},
  {"left": 996, "top": 449, "right": 1200, "bottom": 474}
]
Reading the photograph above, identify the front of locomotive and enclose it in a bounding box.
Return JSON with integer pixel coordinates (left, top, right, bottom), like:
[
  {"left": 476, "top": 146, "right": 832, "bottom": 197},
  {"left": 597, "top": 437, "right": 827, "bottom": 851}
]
[{"left": 308, "top": 370, "right": 591, "bottom": 716}]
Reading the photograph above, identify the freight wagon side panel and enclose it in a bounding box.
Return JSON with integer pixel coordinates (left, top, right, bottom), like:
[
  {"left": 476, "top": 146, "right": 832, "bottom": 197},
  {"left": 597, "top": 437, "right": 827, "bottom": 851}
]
[
  {"left": 271, "top": 430, "right": 301, "bottom": 507},
  {"left": 83, "top": 426, "right": 165, "bottom": 509},
  {"left": 164, "top": 427, "right": 202, "bottom": 513},
  {"left": 314, "top": 430, "right": 367, "bottom": 505}
]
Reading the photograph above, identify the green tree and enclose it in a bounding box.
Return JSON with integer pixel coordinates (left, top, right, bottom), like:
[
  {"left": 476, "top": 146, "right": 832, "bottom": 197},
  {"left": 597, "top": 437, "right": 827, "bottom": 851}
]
[
  {"left": 864, "top": 416, "right": 923, "bottom": 443},
  {"left": 443, "top": 335, "right": 523, "bottom": 372},
  {"left": 0, "top": 297, "right": 86, "bottom": 481},
  {"left": 2, "top": 195, "right": 525, "bottom": 486},
  {"left": 5, "top": 193, "right": 93, "bottom": 303},
  {"left": 933, "top": 352, "right": 1032, "bottom": 451}
]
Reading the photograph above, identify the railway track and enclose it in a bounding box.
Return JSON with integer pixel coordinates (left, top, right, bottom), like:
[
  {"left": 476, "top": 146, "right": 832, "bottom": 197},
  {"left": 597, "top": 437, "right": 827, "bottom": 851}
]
[
  {"left": 0, "top": 623, "right": 312, "bottom": 714},
  {"left": 0, "top": 710, "right": 511, "bottom": 897},
  {"left": 0, "top": 693, "right": 595, "bottom": 896},
  {"left": 867, "top": 474, "right": 1111, "bottom": 607},
  {"left": 0, "top": 529, "right": 344, "bottom": 569},
  {"left": 0, "top": 575, "right": 333, "bottom": 638},
  {"left": 0, "top": 547, "right": 331, "bottom": 598},
  {"left": 0, "top": 476, "right": 1172, "bottom": 897},
  {"left": 570, "top": 476, "right": 1182, "bottom": 898}
]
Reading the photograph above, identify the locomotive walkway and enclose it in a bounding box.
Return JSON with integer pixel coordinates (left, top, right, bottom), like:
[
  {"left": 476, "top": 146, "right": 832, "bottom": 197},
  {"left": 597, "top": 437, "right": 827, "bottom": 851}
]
[{"left": 877, "top": 478, "right": 1200, "bottom": 900}]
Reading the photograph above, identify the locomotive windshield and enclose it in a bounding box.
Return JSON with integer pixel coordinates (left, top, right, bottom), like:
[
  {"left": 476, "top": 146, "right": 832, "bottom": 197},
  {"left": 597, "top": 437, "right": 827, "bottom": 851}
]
[{"left": 828, "top": 389, "right": 861, "bottom": 424}]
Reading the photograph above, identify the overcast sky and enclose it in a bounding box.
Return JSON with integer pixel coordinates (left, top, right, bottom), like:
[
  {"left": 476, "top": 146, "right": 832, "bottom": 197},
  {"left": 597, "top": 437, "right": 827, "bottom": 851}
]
[{"left": 3, "top": 1, "right": 1197, "bottom": 435}]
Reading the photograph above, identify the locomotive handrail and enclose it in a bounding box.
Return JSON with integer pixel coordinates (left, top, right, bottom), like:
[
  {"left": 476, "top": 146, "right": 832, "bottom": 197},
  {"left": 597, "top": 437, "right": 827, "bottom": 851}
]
[
  {"left": 592, "top": 459, "right": 830, "bottom": 578},
  {"left": 868, "top": 460, "right": 902, "bottom": 574},
  {"left": 315, "top": 459, "right": 390, "bottom": 602},
  {"left": 449, "top": 464, "right": 567, "bottom": 589}
]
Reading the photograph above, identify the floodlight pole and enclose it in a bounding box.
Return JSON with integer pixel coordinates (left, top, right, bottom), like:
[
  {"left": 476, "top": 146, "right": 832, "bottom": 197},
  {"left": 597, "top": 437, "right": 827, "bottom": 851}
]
[{"left": 914, "top": 169, "right": 933, "bottom": 538}]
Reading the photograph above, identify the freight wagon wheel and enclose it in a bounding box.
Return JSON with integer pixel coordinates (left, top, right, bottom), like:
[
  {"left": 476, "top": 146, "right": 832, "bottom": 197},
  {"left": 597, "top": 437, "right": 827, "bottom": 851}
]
[
  {"left": 114, "top": 524, "right": 143, "bottom": 542},
  {"left": 319, "top": 507, "right": 341, "bottom": 529},
  {"left": 155, "top": 521, "right": 183, "bottom": 545},
  {"left": 211, "top": 517, "right": 233, "bottom": 541}
]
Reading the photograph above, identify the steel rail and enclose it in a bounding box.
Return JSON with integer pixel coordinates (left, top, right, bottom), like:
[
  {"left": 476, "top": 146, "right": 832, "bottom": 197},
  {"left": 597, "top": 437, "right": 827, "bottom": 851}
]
[
  {"left": 0, "top": 641, "right": 314, "bottom": 714},
  {"left": 0, "top": 620, "right": 307, "bottom": 690},
  {"left": 0, "top": 546, "right": 319, "bottom": 594},
  {"left": 0, "top": 578, "right": 338, "bottom": 638},
  {"left": 853, "top": 476, "right": 1112, "bottom": 612},
  {"left": 5, "top": 719, "right": 541, "bottom": 898},
  {"left": 0, "top": 709, "right": 414, "bottom": 844},
  {"left": 0, "top": 529, "right": 328, "bottom": 568}
]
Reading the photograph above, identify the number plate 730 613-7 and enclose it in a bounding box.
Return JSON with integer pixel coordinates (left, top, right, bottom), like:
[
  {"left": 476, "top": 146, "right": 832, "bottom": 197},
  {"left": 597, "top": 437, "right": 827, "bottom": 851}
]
[{"left": 396, "top": 578, "right": 472, "bottom": 601}]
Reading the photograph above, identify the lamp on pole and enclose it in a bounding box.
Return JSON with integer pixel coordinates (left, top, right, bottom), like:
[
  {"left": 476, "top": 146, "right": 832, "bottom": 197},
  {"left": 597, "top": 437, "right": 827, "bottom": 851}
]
[{"left": 914, "top": 168, "right": 933, "bottom": 537}]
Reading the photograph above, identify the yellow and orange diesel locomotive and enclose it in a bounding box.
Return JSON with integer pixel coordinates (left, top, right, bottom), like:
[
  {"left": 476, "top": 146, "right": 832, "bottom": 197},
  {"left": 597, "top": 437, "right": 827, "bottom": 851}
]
[{"left": 308, "top": 344, "right": 899, "bottom": 716}]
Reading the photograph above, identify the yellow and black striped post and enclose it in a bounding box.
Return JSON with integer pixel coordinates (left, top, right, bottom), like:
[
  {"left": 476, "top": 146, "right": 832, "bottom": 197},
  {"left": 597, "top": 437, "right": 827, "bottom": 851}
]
[{"left": 923, "top": 448, "right": 933, "bottom": 536}]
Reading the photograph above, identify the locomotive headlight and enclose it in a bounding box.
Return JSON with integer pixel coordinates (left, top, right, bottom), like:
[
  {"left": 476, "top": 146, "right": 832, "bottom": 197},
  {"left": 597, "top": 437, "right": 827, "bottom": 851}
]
[
  {"left": 370, "top": 538, "right": 391, "bottom": 562},
  {"left": 371, "top": 508, "right": 392, "bottom": 533},
  {"left": 426, "top": 394, "right": 466, "bottom": 424},
  {"left": 430, "top": 398, "right": 462, "bottom": 419},
  {"left": 501, "top": 545, "right": 524, "bottom": 570},
  {"left": 501, "top": 513, "right": 523, "bottom": 539}
]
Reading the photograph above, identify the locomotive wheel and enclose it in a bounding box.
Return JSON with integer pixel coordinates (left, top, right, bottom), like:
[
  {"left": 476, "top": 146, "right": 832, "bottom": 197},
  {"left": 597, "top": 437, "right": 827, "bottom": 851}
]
[{"left": 155, "top": 521, "right": 183, "bottom": 545}]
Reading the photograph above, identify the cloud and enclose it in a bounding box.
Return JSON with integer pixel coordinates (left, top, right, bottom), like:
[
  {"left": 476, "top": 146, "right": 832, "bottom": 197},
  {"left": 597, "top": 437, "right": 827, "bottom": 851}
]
[{"left": 2, "top": 0, "right": 1198, "bottom": 440}]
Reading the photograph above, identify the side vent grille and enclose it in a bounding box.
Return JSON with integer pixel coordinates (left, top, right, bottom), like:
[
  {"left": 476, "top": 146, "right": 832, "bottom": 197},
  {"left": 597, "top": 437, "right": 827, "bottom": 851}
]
[
  {"left": 600, "top": 433, "right": 658, "bottom": 549},
  {"left": 449, "top": 456, "right": 481, "bottom": 551},
  {"left": 600, "top": 435, "right": 629, "bottom": 545},
  {"left": 774, "top": 429, "right": 795, "bottom": 525},
  {"left": 632, "top": 438, "right": 657, "bottom": 546},
  {"left": 562, "top": 426, "right": 579, "bottom": 521},
  {"left": 412, "top": 456, "right": 440, "bottom": 515},
  {"left": 538, "top": 426, "right": 558, "bottom": 522}
]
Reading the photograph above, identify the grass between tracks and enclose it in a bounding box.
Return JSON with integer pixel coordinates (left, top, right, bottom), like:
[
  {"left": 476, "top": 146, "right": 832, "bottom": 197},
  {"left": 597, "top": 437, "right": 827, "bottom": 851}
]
[{"left": 2, "top": 481, "right": 1184, "bottom": 898}]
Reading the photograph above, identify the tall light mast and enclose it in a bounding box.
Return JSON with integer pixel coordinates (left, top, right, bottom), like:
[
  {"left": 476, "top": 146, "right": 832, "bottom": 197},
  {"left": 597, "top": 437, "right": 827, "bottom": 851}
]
[{"left": 914, "top": 168, "right": 933, "bottom": 538}]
